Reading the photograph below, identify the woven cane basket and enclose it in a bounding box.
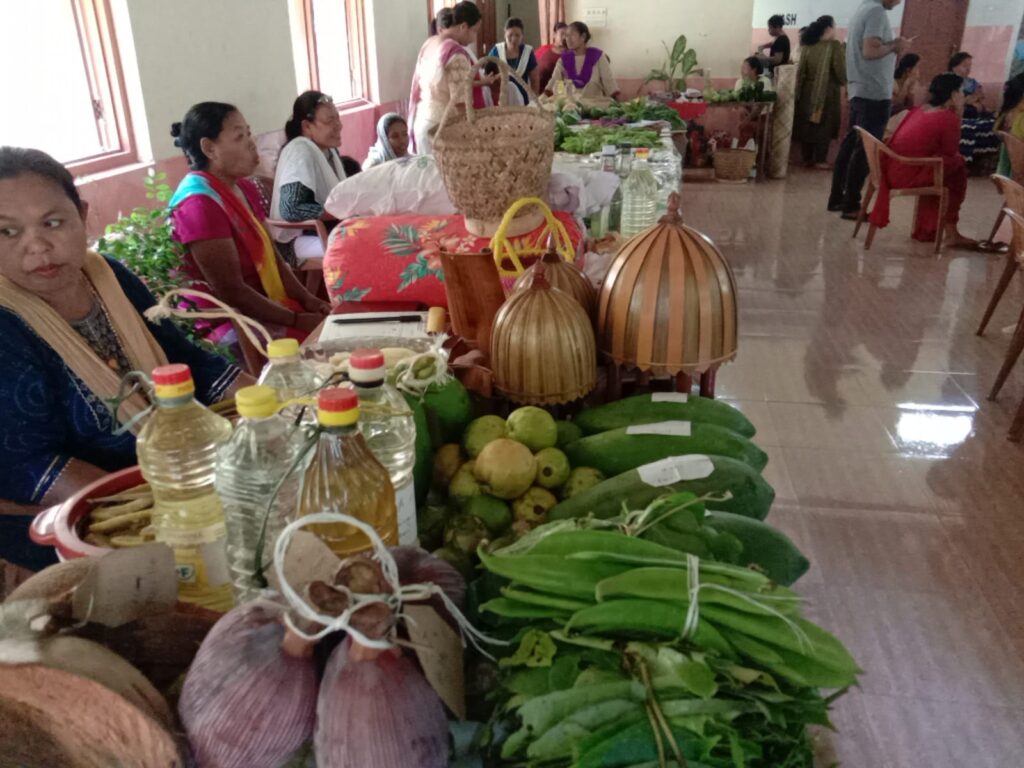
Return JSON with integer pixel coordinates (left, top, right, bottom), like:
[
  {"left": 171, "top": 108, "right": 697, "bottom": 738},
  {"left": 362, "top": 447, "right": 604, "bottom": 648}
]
[
  {"left": 712, "top": 147, "right": 756, "bottom": 183},
  {"left": 434, "top": 57, "right": 554, "bottom": 229}
]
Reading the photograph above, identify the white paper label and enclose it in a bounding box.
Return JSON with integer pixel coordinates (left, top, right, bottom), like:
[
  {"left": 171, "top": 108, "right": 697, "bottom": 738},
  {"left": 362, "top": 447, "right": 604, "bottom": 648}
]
[
  {"left": 637, "top": 455, "right": 714, "bottom": 487},
  {"left": 651, "top": 392, "right": 689, "bottom": 404},
  {"left": 395, "top": 480, "right": 418, "bottom": 545},
  {"left": 626, "top": 421, "right": 692, "bottom": 437}
]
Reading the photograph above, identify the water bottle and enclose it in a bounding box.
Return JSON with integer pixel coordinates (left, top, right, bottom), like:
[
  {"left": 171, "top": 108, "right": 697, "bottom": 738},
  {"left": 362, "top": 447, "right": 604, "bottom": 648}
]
[
  {"left": 136, "top": 364, "right": 233, "bottom": 611},
  {"left": 657, "top": 126, "right": 684, "bottom": 217},
  {"left": 621, "top": 148, "right": 659, "bottom": 237},
  {"left": 348, "top": 349, "right": 418, "bottom": 545},
  {"left": 215, "top": 385, "right": 309, "bottom": 602},
  {"left": 258, "top": 338, "right": 324, "bottom": 401}
]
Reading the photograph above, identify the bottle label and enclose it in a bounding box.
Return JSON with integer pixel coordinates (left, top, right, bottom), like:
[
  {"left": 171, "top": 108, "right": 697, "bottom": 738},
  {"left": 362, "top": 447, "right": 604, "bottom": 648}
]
[
  {"left": 395, "top": 481, "right": 418, "bottom": 546},
  {"left": 157, "top": 522, "right": 231, "bottom": 590}
]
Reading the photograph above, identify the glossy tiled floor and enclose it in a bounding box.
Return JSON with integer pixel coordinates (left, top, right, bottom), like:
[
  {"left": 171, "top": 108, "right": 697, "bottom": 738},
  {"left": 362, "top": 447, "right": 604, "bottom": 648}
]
[{"left": 681, "top": 170, "right": 1024, "bottom": 768}]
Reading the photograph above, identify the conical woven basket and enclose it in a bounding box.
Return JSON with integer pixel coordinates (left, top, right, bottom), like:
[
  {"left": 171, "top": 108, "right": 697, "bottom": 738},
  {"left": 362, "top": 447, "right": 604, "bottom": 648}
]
[
  {"left": 597, "top": 193, "right": 738, "bottom": 376},
  {"left": 491, "top": 268, "right": 596, "bottom": 405},
  {"left": 512, "top": 247, "right": 596, "bottom": 319},
  {"left": 434, "top": 57, "right": 554, "bottom": 228}
]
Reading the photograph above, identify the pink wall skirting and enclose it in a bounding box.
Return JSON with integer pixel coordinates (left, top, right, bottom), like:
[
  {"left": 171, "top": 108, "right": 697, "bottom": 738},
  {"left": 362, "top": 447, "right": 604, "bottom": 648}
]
[{"left": 77, "top": 99, "right": 404, "bottom": 238}]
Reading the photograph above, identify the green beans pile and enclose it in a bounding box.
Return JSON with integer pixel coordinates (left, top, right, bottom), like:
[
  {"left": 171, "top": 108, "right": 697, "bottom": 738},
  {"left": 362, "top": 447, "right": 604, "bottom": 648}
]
[{"left": 475, "top": 520, "right": 860, "bottom": 767}]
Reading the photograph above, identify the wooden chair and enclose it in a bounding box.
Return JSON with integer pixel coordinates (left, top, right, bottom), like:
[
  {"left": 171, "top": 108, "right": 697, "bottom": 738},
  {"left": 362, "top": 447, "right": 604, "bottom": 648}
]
[
  {"left": 851, "top": 126, "right": 948, "bottom": 255},
  {"left": 976, "top": 176, "right": 1024, "bottom": 335},
  {"left": 264, "top": 218, "right": 329, "bottom": 297},
  {"left": 986, "top": 208, "right": 1024, "bottom": 441}
]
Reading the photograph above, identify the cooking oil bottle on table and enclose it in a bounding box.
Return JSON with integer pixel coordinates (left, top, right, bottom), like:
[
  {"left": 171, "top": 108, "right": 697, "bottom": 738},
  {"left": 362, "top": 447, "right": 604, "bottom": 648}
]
[
  {"left": 215, "top": 384, "right": 309, "bottom": 602},
  {"left": 347, "top": 348, "right": 418, "bottom": 545},
  {"left": 136, "top": 364, "right": 233, "bottom": 611},
  {"left": 298, "top": 387, "right": 398, "bottom": 555}
]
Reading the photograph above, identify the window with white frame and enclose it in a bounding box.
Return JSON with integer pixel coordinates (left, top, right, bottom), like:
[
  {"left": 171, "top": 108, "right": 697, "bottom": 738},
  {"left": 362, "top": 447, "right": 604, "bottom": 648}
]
[
  {"left": 303, "top": 0, "right": 368, "bottom": 104},
  {"left": 0, "top": 0, "right": 135, "bottom": 173}
]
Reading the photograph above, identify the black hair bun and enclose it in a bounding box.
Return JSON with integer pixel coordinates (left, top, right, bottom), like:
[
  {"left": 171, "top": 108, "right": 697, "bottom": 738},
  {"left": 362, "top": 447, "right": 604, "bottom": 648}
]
[{"left": 170, "top": 122, "right": 183, "bottom": 145}]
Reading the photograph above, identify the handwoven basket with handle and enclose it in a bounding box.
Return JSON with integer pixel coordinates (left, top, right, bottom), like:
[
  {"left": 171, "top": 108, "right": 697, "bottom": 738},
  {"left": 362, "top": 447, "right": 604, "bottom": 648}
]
[{"left": 434, "top": 57, "right": 554, "bottom": 235}]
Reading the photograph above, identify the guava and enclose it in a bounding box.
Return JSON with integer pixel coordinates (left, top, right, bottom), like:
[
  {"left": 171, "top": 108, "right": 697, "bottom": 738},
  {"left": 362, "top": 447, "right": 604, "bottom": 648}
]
[
  {"left": 506, "top": 406, "right": 558, "bottom": 452},
  {"left": 464, "top": 494, "right": 512, "bottom": 536},
  {"left": 449, "top": 460, "right": 481, "bottom": 500},
  {"left": 444, "top": 512, "right": 490, "bottom": 555},
  {"left": 512, "top": 486, "right": 558, "bottom": 527},
  {"left": 560, "top": 467, "right": 606, "bottom": 500},
  {"left": 463, "top": 415, "right": 508, "bottom": 458},
  {"left": 433, "top": 443, "right": 464, "bottom": 488},
  {"left": 534, "top": 447, "right": 571, "bottom": 489},
  {"left": 555, "top": 419, "right": 584, "bottom": 449},
  {"left": 473, "top": 439, "right": 537, "bottom": 499}
]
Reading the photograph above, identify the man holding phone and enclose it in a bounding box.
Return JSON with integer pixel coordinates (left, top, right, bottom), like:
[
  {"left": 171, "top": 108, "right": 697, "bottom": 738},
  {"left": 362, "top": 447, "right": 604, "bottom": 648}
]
[{"left": 828, "top": 0, "right": 913, "bottom": 218}]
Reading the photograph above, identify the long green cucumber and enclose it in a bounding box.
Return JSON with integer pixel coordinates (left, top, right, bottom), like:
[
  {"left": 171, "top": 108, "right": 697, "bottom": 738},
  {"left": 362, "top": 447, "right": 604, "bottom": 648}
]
[
  {"left": 549, "top": 455, "right": 775, "bottom": 522},
  {"left": 704, "top": 510, "right": 810, "bottom": 586},
  {"left": 573, "top": 394, "right": 756, "bottom": 438},
  {"left": 564, "top": 422, "right": 768, "bottom": 475}
]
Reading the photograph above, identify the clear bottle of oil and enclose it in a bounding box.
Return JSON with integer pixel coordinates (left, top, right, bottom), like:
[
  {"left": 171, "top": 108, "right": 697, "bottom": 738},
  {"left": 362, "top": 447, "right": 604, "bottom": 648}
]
[
  {"left": 136, "top": 364, "right": 234, "bottom": 611},
  {"left": 297, "top": 387, "right": 398, "bottom": 555}
]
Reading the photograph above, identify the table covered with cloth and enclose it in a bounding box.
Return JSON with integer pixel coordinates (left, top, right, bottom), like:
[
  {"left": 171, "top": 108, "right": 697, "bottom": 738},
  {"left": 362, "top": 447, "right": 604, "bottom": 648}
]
[{"left": 322, "top": 212, "right": 584, "bottom": 309}]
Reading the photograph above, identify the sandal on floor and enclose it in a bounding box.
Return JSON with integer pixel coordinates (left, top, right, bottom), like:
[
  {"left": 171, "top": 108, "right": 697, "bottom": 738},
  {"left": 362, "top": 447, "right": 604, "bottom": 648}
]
[{"left": 977, "top": 240, "right": 1009, "bottom": 254}]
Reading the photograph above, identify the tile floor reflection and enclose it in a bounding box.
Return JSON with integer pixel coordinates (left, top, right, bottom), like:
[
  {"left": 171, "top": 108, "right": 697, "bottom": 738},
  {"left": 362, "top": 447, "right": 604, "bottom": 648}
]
[{"left": 682, "top": 169, "right": 1024, "bottom": 767}]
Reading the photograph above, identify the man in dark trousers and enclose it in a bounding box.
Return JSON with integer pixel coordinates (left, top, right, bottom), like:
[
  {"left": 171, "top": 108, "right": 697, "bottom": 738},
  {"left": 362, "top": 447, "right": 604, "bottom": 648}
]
[{"left": 828, "top": 0, "right": 912, "bottom": 218}]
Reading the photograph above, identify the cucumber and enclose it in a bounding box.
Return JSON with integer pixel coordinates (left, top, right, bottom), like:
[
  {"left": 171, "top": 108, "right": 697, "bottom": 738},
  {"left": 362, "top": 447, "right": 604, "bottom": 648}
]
[
  {"left": 564, "top": 423, "right": 767, "bottom": 475},
  {"left": 573, "top": 394, "right": 756, "bottom": 438},
  {"left": 548, "top": 455, "right": 774, "bottom": 522},
  {"left": 403, "top": 392, "right": 432, "bottom": 505},
  {"left": 704, "top": 511, "right": 809, "bottom": 586}
]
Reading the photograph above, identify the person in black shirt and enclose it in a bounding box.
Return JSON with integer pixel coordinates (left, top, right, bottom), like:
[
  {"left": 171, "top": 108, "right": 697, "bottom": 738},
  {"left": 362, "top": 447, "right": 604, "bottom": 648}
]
[{"left": 757, "top": 14, "right": 791, "bottom": 71}]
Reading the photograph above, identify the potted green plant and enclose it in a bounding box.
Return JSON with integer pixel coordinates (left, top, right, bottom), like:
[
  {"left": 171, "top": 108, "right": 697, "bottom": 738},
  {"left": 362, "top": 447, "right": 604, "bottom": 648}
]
[
  {"left": 644, "top": 34, "right": 699, "bottom": 98},
  {"left": 97, "top": 169, "right": 229, "bottom": 357}
]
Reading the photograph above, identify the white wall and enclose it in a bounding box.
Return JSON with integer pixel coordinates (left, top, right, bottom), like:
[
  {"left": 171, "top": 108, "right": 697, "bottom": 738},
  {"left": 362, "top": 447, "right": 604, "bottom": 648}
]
[
  {"left": 565, "top": 0, "right": 756, "bottom": 80},
  {"left": 750, "top": 0, "right": 903, "bottom": 29},
  {"left": 120, "top": 0, "right": 299, "bottom": 161},
  {"left": 366, "top": 0, "right": 426, "bottom": 106}
]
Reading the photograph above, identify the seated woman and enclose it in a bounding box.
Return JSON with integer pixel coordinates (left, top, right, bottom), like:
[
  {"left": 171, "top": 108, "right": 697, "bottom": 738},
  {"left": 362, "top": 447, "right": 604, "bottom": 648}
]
[
  {"left": 950, "top": 52, "right": 984, "bottom": 116},
  {"left": 546, "top": 21, "right": 621, "bottom": 102},
  {"left": 868, "top": 74, "right": 976, "bottom": 248},
  {"left": 892, "top": 54, "right": 920, "bottom": 115},
  {"left": 363, "top": 114, "right": 410, "bottom": 170},
  {"left": 735, "top": 56, "right": 774, "bottom": 92},
  {"left": 0, "top": 147, "right": 251, "bottom": 568},
  {"left": 488, "top": 17, "right": 539, "bottom": 103},
  {"left": 169, "top": 102, "right": 329, "bottom": 344},
  {"left": 996, "top": 74, "right": 1024, "bottom": 177},
  {"left": 535, "top": 21, "right": 567, "bottom": 93},
  {"left": 948, "top": 52, "right": 999, "bottom": 166},
  {"left": 409, "top": 2, "right": 486, "bottom": 154}
]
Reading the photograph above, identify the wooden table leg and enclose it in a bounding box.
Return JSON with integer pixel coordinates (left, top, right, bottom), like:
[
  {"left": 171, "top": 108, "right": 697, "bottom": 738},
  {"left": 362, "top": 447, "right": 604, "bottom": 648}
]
[
  {"left": 675, "top": 372, "right": 692, "bottom": 394},
  {"left": 699, "top": 369, "right": 717, "bottom": 399},
  {"left": 606, "top": 363, "right": 622, "bottom": 403}
]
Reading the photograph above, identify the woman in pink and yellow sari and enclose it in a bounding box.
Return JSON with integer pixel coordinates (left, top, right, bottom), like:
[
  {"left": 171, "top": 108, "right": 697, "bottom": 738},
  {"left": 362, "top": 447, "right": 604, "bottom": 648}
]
[
  {"left": 169, "top": 102, "right": 329, "bottom": 343},
  {"left": 546, "top": 21, "right": 620, "bottom": 103},
  {"left": 409, "top": 2, "right": 487, "bottom": 154}
]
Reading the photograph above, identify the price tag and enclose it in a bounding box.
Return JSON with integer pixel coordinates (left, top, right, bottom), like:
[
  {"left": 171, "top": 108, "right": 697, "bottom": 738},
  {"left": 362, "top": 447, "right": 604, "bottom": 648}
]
[
  {"left": 637, "top": 455, "right": 714, "bottom": 487},
  {"left": 626, "top": 421, "right": 692, "bottom": 437},
  {"left": 72, "top": 544, "right": 177, "bottom": 628},
  {"left": 405, "top": 604, "right": 466, "bottom": 720},
  {"left": 651, "top": 392, "right": 689, "bottom": 404}
]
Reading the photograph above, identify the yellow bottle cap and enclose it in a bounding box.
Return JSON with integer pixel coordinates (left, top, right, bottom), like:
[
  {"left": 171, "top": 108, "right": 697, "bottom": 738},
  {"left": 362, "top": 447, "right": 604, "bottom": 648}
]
[
  {"left": 267, "top": 338, "right": 301, "bottom": 359},
  {"left": 317, "top": 387, "right": 360, "bottom": 427},
  {"left": 235, "top": 385, "right": 279, "bottom": 418}
]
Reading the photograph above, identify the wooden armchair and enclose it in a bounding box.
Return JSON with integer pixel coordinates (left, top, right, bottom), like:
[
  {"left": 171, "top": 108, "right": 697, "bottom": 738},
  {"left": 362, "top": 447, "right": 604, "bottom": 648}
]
[
  {"left": 976, "top": 175, "right": 1024, "bottom": 336},
  {"left": 264, "top": 217, "right": 329, "bottom": 297},
  {"left": 851, "top": 126, "right": 948, "bottom": 255},
  {"left": 985, "top": 208, "right": 1024, "bottom": 442}
]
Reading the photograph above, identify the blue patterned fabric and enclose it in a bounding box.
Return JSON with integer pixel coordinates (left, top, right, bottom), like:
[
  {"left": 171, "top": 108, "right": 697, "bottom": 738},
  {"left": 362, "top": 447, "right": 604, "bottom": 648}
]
[{"left": 0, "top": 257, "right": 239, "bottom": 506}]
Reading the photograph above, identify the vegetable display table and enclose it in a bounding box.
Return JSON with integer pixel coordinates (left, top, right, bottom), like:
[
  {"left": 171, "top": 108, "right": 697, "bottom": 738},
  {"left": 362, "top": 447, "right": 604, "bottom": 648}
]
[{"left": 679, "top": 101, "right": 775, "bottom": 181}]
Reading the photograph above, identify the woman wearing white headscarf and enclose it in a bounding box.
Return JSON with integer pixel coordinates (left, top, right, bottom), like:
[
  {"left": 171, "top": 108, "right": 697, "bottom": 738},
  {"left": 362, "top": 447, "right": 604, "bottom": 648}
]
[{"left": 363, "top": 113, "right": 410, "bottom": 170}]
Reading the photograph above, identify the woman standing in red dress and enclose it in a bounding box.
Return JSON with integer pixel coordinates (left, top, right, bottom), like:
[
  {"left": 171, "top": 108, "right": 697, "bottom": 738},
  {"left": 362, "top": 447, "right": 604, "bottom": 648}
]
[{"left": 869, "top": 73, "right": 976, "bottom": 248}]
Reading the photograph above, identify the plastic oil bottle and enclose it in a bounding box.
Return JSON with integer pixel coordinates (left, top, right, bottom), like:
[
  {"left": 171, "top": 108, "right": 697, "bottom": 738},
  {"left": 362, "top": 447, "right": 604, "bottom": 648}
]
[
  {"left": 298, "top": 387, "right": 398, "bottom": 555},
  {"left": 136, "top": 364, "right": 233, "bottom": 611},
  {"left": 347, "top": 349, "right": 418, "bottom": 545},
  {"left": 215, "top": 385, "right": 310, "bottom": 602},
  {"left": 258, "top": 338, "right": 324, "bottom": 402},
  {"left": 621, "top": 147, "right": 660, "bottom": 237}
]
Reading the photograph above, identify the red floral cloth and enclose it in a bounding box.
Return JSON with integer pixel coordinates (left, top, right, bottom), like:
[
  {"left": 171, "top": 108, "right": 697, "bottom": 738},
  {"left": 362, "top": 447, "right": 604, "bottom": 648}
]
[{"left": 323, "top": 212, "right": 583, "bottom": 308}]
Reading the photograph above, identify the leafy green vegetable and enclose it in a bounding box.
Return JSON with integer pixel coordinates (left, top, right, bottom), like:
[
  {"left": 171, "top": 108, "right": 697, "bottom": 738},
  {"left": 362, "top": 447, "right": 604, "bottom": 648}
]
[{"left": 557, "top": 125, "right": 661, "bottom": 155}]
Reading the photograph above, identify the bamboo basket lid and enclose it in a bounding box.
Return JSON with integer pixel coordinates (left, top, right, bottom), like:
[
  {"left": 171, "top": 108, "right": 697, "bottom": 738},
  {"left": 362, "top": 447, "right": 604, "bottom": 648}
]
[
  {"left": 597, "top": 193, "right": 738, "bottom": 375},
  {"left": 491, "top": 266, "right": 597, "bottom": 405}
]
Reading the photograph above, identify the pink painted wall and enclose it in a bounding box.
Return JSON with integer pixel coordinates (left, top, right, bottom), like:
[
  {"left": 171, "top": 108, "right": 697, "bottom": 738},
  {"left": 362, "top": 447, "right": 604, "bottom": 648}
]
[{"left": 77, "top": 99, "right": 403, "bottom": 238}]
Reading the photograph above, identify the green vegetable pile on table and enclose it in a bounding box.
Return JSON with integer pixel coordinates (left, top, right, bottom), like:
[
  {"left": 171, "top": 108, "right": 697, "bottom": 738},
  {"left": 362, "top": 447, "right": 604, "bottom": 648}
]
[
  {"left": 556, "top": 126, "right": 662, "bottom": 155},
  {"left": 703, "top": 81, "right": 778, "bottom": 104},
  {"left": 577, "top": 98, "right": 687, "bottom": 129},
  {"left": 472, "top": 501, "right": 857, "bottom": 767}
]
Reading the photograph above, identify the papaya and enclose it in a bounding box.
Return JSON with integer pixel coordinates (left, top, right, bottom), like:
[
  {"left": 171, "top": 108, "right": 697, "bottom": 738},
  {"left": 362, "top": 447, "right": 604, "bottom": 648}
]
[
  {"left": 548, "top": 455, "right": 774, "bottom": 522},
  {"left": 563, "top": 422, "right": 767, "bottom": 475},
  {"left": 573, "top": 394, "right": 755, "bottom": 438},
  {"left": 704, "top": 511, "right": 809, "bottom": 586}
]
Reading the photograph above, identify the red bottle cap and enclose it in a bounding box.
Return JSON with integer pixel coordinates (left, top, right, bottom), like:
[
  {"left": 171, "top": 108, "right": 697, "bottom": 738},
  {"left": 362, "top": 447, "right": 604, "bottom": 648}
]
[
  {"left": 349, "top": 349, "right": 386, "bottom": 369},
  {"left": 152, "top": 364, "right": 192, "bottom": 386},
  {"left": 318, "top": 387, "right": 358, "bottom": 412}
]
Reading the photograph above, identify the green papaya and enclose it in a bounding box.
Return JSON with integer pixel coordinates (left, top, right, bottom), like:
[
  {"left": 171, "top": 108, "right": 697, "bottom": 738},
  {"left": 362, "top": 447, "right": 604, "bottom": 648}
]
[
  {"left": 704, "top": 510, "right": 809, "bottom": 586},
  {"left": 573, "top": 394, "right": 755, "bottom": 438}
]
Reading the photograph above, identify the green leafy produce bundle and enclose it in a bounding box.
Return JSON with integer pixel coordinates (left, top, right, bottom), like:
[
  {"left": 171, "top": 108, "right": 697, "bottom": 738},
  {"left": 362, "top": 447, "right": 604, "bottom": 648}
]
[{"left": 557, "top": 126, "right": 661, "bottom": 155}]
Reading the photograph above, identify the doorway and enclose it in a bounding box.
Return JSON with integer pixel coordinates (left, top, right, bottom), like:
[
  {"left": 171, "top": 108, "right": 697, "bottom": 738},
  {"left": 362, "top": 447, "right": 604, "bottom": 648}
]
[
  {"left": 495, "top": 0, "right": 542, "bottom": 50},
  {"left": 899, "top": 0, "right": 969, "bottom": 82}
]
